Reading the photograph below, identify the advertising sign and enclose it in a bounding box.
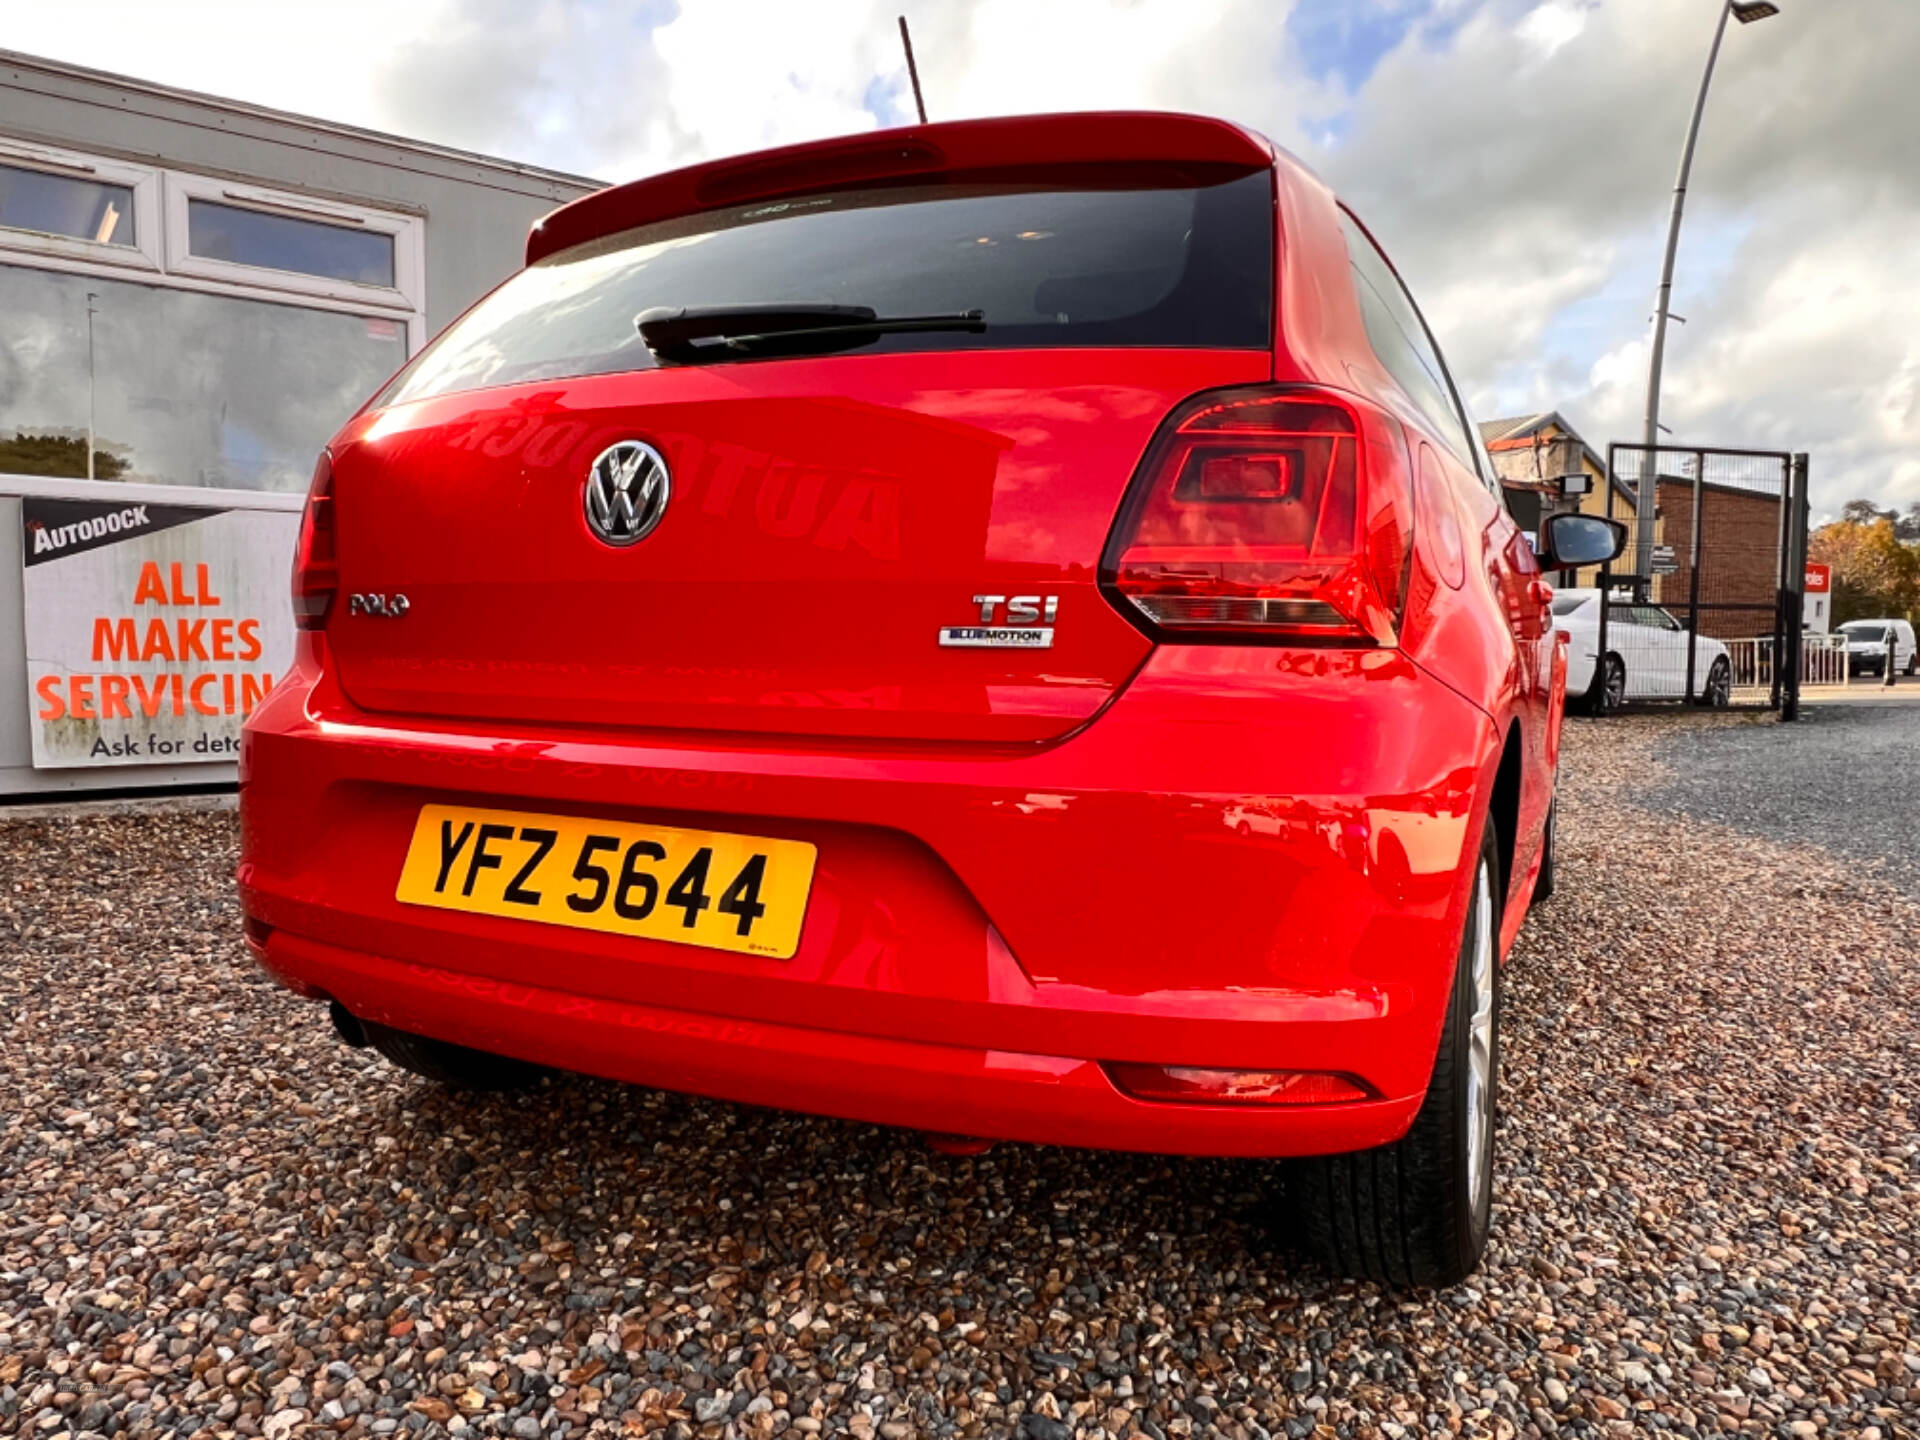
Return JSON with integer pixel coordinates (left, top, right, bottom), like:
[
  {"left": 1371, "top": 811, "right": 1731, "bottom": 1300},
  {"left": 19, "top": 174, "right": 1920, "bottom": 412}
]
[
  {"left": 1802, "top": 560, "right": 1833, "bottom": 634},
  {"left": 22, "top": 496, "right": 297, "bottom": 768}
]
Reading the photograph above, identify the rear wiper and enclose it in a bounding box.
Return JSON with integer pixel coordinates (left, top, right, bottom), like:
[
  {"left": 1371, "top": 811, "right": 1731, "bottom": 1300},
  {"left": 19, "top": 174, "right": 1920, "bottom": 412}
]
[{"left": 637, "top": 303, "right": 985, "bottom": 363}]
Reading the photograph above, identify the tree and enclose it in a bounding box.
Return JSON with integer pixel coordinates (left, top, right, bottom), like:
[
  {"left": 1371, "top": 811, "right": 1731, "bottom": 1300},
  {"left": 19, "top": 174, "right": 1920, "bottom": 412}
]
[
  {"left": 0, "top": 432, "right": 129, "bottom": 480},
  {"left": 1811, "top": 508, "right": 1920, "bottom": 625}
]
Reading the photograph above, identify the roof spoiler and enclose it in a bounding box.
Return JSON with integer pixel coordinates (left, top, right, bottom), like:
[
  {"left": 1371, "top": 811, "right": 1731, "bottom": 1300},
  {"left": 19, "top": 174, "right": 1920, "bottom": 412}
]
[{"left": 525, "top": 111, "right": 1275, "bottom": 266}]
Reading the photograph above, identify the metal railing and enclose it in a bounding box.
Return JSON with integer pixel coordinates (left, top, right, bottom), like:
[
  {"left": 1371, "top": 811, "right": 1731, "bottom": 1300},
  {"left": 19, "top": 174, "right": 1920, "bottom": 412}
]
[{"left": 1722, "top": 633, "right": 1849, "bottom": 691}]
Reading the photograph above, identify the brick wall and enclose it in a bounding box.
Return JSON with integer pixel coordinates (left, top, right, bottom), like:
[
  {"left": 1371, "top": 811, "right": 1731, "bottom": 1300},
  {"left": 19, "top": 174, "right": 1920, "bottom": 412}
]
[{"left": 1650, "top": 478, "right": 1783, "bottom": 640}]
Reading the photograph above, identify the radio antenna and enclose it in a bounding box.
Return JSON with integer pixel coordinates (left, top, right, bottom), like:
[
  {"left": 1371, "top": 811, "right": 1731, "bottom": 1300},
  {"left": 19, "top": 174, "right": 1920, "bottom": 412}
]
[{"left": 898, "top": 15, "right": 929, "bottom": 124}]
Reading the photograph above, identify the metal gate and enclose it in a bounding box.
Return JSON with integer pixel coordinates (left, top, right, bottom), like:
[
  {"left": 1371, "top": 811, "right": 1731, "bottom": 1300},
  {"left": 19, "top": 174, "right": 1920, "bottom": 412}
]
[{"left": 1594, "top": 444, "right": 1810, "bottom": 719}]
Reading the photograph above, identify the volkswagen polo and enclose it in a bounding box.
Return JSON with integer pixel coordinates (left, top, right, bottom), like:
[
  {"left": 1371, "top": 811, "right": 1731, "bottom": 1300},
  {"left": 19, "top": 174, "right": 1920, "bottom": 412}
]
[{"left": 238, "top": 112, "right": 1624, "bottom": 1285}]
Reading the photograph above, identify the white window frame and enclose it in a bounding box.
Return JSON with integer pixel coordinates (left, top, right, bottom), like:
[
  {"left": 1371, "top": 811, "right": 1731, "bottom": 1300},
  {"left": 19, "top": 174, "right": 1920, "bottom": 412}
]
[
  {"left": 163, "top": 171, "right": 425, "bottom": 318},
  {"left": 0, "top": 137, "right": 426, "bottom": 353},
  {"left": 0, "top": 136, "right": 162, "bottom": 274}
]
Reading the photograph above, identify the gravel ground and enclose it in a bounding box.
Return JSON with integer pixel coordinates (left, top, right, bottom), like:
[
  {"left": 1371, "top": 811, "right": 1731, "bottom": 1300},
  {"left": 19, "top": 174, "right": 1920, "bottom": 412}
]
[
  {"left": 1641, "top": 699, "right": 1920, "bottom": 901},
  {"left": 3, "top": 712, "right": 1916, "bottom": 1440}
]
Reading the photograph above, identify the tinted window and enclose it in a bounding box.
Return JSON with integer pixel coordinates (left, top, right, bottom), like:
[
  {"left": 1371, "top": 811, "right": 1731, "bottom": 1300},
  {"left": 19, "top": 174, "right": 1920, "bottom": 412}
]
[
  {"left": 381, "top": 173, "right": 1274, "bottom": 405},
  {"left": 0, "top": 163, "right": 134, "bottom": 246},
  {"left": 1550, "top": 594, "right": 1593, "bottom": 617},
  {"left": 1338, "top": 212, "right": 1474, "bottom": 465},
  {"left": 188, "top": 199, "right": 396, "bottom": 287}
]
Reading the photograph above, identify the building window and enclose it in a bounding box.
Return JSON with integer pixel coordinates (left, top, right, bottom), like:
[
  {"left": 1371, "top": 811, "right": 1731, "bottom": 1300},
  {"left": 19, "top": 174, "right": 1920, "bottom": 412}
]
[
  {"left": 0, "top": 138, "right": 424, "bottom": 493},
  {"left": 0, "top": 264, "right": 407, "bottom": 492},
  {"left": 164, "top": 173, "right": 421, "bottom": 310},
  {"left": 0, "top": 162, "right": 135, "bottom": 246},
  {"left": 0, "top": 139, "right": 163, "bottom": 271},
  {"left": 186, "top": 198, "right": 396, "bottom": 288}
]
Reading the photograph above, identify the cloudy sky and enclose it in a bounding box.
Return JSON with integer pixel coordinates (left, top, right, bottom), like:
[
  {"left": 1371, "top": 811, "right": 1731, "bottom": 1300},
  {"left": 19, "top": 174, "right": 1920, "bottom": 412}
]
[{"left": 7, "top": 0, "right": 1914, "bottom": 517}]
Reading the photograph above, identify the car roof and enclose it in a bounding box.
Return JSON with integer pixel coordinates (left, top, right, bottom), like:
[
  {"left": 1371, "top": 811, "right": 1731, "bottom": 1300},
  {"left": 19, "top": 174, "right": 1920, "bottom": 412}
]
[{"left": 526, "top": 111, "right": 1279, "bottom": 265}]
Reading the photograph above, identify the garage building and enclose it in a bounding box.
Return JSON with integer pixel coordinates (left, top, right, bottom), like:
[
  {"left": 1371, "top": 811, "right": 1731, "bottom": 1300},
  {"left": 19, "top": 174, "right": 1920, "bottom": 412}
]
[{"left": 0, "top": 48, "right": 598, "bottom": 797}]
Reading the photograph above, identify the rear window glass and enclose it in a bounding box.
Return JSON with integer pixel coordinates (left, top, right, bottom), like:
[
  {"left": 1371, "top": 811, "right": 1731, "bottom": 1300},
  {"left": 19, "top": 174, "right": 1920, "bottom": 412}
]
[
  {"left": 379, "top": 172, "right": 1274, "bottom": 406},
  {"left": 1550, "top": 594, "right": 1594, "bottom": 617}
]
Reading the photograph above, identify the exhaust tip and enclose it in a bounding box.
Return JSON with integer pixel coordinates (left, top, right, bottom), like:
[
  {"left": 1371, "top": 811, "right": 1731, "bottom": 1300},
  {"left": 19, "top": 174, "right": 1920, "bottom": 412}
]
[{"left": 328, "top": 999, "right": 368, "bottom": 1048}]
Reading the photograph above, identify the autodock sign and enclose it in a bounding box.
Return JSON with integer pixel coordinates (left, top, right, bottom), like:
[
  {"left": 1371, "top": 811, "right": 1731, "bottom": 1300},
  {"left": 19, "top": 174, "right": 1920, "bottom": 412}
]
[{"left": 21, "top": 496, "right": 297, "bottom": 768}]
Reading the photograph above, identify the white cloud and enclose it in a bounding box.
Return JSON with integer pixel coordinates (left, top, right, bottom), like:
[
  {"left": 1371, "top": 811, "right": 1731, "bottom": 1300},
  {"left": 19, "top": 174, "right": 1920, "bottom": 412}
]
[{"left": 1516, "top": 1, "right": 1589, "bottom": 61}]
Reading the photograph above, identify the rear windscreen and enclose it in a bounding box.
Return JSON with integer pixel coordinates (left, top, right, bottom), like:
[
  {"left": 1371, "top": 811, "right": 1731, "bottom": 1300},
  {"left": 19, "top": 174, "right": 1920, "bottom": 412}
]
[{"left": 379, "top": 171, "right": 1274, "bottom": 405}]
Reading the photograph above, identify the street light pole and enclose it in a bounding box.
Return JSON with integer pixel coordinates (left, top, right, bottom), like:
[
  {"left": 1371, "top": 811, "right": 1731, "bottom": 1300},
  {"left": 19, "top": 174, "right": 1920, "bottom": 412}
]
[{"left": 1636, "top": 0, "right": 1780, "bottom": 582}]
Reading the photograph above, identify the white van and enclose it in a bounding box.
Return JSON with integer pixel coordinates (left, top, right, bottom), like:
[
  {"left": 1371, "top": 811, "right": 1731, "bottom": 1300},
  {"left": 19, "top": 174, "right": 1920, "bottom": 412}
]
[{"left": 1838, "top": 619, "right": 1917, "bottom": 677}]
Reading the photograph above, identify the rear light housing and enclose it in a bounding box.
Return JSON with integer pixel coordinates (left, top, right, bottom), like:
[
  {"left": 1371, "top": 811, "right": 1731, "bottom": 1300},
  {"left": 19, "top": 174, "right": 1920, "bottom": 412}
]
[
  {"left": 1100, "top": 385, "right": 1415, "bottom": 645},
  {"left": 292, "top": 449, "right": 336, "bottom": 631},
  {"left": 1105, "top": 1064, "right": 1373, "bottom": 1107}
]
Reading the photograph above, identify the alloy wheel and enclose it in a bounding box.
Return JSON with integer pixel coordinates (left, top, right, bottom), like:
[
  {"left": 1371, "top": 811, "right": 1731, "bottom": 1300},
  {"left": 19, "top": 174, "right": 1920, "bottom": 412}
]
[
  {"left": 1706, "top": 659, "right": 1731, "bottom": 708},
  {"left": 1603, "top": 656, "right": 1627, "bottom": 712},
  {"left": 1464, "top": 855, "right": 1496, "bottom": 1220}
]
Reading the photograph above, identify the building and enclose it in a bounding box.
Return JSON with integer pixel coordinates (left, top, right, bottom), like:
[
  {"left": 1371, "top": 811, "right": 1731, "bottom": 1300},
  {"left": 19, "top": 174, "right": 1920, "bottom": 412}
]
[
  {"left": 0, "top": 50, "right": 599, "bottom": 796},
  {"left": 1477, "top": 411, "right": 1637, "bottom": 585}
]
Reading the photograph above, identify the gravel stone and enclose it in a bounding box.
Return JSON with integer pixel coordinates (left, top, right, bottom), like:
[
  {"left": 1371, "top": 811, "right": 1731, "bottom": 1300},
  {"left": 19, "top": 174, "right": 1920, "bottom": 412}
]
[{"left": 2, "top": 708, "right": 1917, "bottom": 1439}]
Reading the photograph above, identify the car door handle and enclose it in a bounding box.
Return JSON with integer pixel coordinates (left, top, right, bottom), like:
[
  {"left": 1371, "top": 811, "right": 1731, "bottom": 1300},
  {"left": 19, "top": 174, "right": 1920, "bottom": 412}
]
[{"left": 1527, "top": 580, "right": 1554, "bottom": 607}]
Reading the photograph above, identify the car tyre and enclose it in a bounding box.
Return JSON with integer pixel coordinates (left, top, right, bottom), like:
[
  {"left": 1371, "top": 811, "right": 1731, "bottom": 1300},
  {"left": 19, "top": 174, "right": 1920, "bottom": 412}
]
[
  {"left": 1587, "top": 653, "right": 1625, "bottom": 715},
  {"left": 1697, "top": 657, "right": 1731, "bottom": 709},
  {"left": 361, "top": 1020, "right": 544, "bottom": 1092},
  {"left": 1286, "top": 821, "right": 1501, "bottom": 1287},
  {"left": 1906, "top": 653, "right": 1917, "bottom": 677},
  {"left": 1531, "top": 799, "right": 1556, "bottom": 905}
]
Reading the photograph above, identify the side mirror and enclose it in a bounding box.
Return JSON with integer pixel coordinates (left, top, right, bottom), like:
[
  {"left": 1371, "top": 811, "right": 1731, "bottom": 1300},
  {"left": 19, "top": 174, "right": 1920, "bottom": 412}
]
[{"left": 1541, "top": 512, "right": 1628, "bottom": 568}]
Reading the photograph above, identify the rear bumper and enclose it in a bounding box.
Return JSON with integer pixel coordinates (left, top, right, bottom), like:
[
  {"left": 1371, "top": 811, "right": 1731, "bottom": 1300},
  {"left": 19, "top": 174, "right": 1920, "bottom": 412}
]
[
  {"left": 239, "top": 636, "right": 1500, "bottom": 1158},
  {"left": 254, "top": 927, "right": 1421, "bottom": 1156}
]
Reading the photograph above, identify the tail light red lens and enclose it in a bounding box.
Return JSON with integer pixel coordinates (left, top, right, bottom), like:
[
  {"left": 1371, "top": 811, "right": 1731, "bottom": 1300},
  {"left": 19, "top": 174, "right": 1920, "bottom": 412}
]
[
  {"left": 1101, "top": 386, "right": 1415, "bottom": 645},
  {"left": 1105, "top": 1063, "right": 1373, "bottom": 1107},
  {"left": 291, "top": 449, "right": 336, "bottom": 631}
]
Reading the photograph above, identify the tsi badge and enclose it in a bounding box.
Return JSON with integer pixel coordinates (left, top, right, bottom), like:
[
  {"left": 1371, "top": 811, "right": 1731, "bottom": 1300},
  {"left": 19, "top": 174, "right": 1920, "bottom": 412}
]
[{"left": 939, "top": 594, "right": 1058, "bottom": 649}]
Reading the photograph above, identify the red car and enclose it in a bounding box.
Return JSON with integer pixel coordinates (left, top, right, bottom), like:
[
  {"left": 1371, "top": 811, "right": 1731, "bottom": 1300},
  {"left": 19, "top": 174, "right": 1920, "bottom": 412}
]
[{"left": 239, "top": 112, "right": 1623, "bottom": 1285}]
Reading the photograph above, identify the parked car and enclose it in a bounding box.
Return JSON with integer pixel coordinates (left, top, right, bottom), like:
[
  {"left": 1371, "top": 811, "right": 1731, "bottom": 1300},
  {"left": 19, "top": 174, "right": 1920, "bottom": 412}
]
[
  {"left": 1837, "top": 618, "right": 1917, "bottom": 677},
  {"left": 238, "top": 111, "right": 1627, "bottom": 1286},
  {"left": 1551, "top": 589, "right": 1733, "bottom": 709}
]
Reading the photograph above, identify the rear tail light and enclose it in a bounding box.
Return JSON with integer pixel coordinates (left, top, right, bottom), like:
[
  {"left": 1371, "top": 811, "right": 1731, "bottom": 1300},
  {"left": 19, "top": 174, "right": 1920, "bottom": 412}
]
[
  {"left": 1100, "top": 385, "right": 1415, "bottom": 645},
  {"left": 1105, "top": 1064, "right": 1373, "bottom": 1107},
  {"left": 292, "top": 449, "right": 336, "bottom": 631}
]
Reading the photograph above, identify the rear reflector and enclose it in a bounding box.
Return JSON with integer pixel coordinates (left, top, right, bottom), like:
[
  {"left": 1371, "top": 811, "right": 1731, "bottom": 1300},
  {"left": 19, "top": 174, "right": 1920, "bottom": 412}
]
[
  {"left": 1105, "top": 1063, "right": 1372, "bottom": 1107},
  {"left": 291, "top": 449, "right": 336, "bottom": 631},
  {"left": 1101, "top": 385, "right": 1414, "bottom": 645}
]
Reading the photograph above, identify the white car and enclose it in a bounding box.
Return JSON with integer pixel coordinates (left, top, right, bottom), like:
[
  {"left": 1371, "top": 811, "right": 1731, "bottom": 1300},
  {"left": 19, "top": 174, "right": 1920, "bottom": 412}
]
[
  {"left": 1551, "top": 589, "right": 1733, "bottom": 710},
  {"left": 1837, "top": 618, "right": 1917, "bottom": 678}
]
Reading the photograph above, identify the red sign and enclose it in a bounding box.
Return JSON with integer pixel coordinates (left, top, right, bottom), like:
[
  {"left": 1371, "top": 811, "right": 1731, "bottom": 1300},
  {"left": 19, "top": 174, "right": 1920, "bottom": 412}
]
[{"left": 1805, "top": 562, "right": 1831, "bottom": 594}]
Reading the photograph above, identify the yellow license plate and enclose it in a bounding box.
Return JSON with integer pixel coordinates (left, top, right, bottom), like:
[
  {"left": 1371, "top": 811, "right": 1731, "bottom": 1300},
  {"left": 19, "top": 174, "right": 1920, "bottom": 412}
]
[{"left": 395, "top": 803, "right": 817, "bottom": 959}]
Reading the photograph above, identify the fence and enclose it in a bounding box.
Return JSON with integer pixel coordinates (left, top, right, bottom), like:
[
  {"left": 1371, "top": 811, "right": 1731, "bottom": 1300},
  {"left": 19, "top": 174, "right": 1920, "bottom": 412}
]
[
  {"left": 1601, "top": 443, "right": 1809, "bottom": 717},
  {"left": 1723, "top": 633, "right": 1848, "bottom": 693}
]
